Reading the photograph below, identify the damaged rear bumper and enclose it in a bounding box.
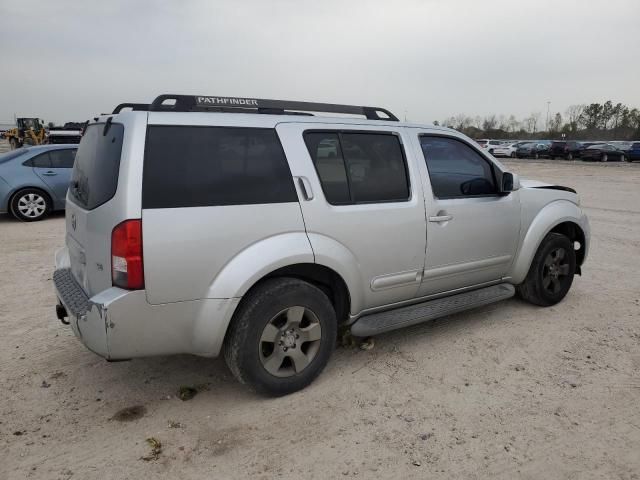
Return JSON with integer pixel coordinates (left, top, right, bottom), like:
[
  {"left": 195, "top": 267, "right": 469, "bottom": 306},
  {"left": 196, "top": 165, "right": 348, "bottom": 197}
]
[{"left": 53, "top": 247, "right": 240, "bottom": 360}]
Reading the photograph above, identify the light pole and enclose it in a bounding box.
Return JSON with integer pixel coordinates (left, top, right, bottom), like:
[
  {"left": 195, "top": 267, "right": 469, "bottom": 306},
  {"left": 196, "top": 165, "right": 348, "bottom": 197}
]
[{"left": 546, "top": 101, "right": 550, "bottom": 133}]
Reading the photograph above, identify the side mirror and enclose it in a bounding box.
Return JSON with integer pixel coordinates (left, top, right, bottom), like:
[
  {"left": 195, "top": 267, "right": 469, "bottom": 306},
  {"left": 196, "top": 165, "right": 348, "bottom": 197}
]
[{"left": 500, "top": 172, "right": 519, "bottom": 193}]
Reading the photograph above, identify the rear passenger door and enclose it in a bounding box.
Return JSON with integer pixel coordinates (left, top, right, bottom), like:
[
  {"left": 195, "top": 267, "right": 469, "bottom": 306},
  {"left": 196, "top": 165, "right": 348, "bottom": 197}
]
[
  {"left": 277, "top": 123, "right": 426, "bottom": 313},
  {"left": 30, "top": 149, "right": 77, "bottom": 203},
  {"left": 413, "top": 133, "right": 521, "bottom": 296}
]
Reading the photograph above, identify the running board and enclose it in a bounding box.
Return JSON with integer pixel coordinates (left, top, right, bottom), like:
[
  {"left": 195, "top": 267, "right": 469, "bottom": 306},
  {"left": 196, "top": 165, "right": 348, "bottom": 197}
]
[{"left": 351, "top": 283, "right": 515, "bottom": 337}]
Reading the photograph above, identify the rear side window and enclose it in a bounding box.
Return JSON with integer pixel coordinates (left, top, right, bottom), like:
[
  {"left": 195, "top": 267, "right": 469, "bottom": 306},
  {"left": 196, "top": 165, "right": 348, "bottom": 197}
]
[
  {"left": 25, "top": 152, "right": 51, "bottom": 168},
  {"left": 304, "top": 131, "right": 409, "bottom": 204},
  {"left": 69, "top": 123, "right": 124, "bottom": 210},
  {"left": 142, "top": 126, "right": 297, "bottom": 209},
  {"left": 420, "top": 136, "right": 497, "bottom": 198},
  {"left": 49, "top": 149, "right": 76, "bottom": 168}
]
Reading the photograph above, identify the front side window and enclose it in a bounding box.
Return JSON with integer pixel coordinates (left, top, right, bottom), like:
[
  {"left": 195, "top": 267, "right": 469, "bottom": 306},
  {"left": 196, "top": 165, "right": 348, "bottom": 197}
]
[
  {"left": 420, "top": 136, "right": 498, "bottom": 198},
  {"left": 304, "top": 131, "right": 409, "bottom": 205}
]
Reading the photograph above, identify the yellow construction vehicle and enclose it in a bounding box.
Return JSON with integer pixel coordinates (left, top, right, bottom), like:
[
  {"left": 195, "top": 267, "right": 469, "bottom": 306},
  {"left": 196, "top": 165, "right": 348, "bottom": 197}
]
[{"left": 4, "top": 118, "right": 46, "bottom": 149}]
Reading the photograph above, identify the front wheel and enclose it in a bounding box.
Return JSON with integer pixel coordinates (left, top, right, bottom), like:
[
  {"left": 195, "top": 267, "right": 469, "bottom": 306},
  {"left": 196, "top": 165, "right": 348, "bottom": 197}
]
[
  {"left": 224, "top": 277, "right": 337, "bottom": 396},
  {"left": 517, "top": 233, "right": 576, "bottom": 307}
]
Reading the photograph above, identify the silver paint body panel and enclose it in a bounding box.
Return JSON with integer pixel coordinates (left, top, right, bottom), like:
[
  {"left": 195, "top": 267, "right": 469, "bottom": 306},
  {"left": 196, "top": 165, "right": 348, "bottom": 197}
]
[{"left": 54, "top": 110, "right": 590, "bottom": 359}]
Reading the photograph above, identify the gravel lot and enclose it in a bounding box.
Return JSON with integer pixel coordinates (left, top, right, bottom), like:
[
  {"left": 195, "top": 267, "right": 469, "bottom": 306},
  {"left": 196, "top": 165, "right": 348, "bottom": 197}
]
[{"left": 1, "top": 139, "right": 639, "bottom": 479}]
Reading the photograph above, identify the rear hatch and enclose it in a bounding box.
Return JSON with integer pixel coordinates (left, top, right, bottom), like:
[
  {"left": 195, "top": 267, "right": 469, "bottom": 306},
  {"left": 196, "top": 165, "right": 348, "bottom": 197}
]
[{"left": 65, "top": 121, "right": 126, "bottom": 296}]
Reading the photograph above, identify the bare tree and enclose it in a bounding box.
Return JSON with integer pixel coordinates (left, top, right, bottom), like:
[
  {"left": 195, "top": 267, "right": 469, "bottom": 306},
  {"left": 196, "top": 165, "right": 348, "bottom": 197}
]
[
  {"left": 549, "top": 112, "right": 563, "bottom": 133},
  {"left": 565, "top": 104, "right": 585, "bottom": 132},
  {"left": 507, "top": 115, "right": 520, "bottom": 133},
  {"left": 482, "top": 114, "right": 498, "bottom": 131}
]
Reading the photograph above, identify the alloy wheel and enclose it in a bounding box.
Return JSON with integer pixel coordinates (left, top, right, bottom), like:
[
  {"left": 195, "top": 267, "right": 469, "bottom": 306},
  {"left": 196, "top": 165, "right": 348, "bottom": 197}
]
[
  {"left": 259, "top": 306, "right": 322, "bottom": 377},
  {"left": 542, "top": 247, "right": 571, "bottom": 295}
]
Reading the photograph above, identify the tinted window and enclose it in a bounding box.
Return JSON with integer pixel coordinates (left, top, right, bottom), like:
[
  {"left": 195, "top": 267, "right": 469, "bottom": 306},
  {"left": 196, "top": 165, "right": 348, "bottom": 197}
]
[
  {"left": 420, "top": 136, "right": 497, "bottom": 198},
  {"left": 26, "top": 153, "right": 52, "bottom": 168},
  {"left": 69, "top": 123, "right": 124, "bottom": 210},
  {"left": 143, "top": 126, "right": 297, "bottom": 209},
  {"left": 49, "top": 149, "right": 76, "bottom": 168},
  {"left": 304, "top": 131, "right": 409, "bottom": 204},
  {"left": 304, "top": 133, "right": 350, "bottom": 204}
]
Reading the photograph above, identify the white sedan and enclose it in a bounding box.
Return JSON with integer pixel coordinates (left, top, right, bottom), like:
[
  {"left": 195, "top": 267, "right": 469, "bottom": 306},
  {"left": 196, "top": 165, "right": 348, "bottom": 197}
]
[{"left": 491, "top": 142, "right": 520, "bottom": 158}]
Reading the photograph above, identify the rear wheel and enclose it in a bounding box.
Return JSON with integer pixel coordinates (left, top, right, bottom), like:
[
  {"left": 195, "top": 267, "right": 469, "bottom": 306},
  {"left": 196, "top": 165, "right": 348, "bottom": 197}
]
[
  {"left": 601, "top": 153, "right": 608, "bottom": 162},
  {"left": 510, "top": 152, "right": 516, "bottom": 158},
  {"left": 517, "top": 233, "right": 576, "bottom": 307},
  {"left": 10, "top": 188, "right": 51, "bottom": 222},
  {"left": 224, "top": 277, "right": 337, "bottom": 396},
  {"left": 620, "top": 154, "right": 626, "bottom": 162}
]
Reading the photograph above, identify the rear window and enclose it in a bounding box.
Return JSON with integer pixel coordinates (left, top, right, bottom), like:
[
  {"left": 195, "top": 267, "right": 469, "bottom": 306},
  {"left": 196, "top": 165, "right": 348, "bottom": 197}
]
[
  {"left": 142, "top": 126, "right": 297, "bottom": 209},
  {"left": 69, "top": 123, "right": 124, "bottom": 210}
]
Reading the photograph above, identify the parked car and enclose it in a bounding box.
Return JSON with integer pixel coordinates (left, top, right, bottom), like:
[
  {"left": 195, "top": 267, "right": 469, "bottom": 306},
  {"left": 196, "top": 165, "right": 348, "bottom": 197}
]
[
  {"left": 532, "top": 143, "right": 552, "bottom": 159},
  {"left": 476, "top": 139, "right": 504, "bottom": 154},
  {"left": 53, "top": 94, "right": 589, "bottom": 395},
  {"left": 515, "top": 142, "right": 537, "bottom": 158},
  {"left": 0, "top": 145, "right": 78, "bottom": 221},
  {"left": 626, "top": 142, "right": 640, "bottom": 162},
  {"left": 580, "top": 143, "right": 627, "bottom": 162},
  {"left": 549, "top": 141, "right": 583, "bottom": 160},
  {"left": 491, "top": 141, "right": 520, "bottom": 158}
]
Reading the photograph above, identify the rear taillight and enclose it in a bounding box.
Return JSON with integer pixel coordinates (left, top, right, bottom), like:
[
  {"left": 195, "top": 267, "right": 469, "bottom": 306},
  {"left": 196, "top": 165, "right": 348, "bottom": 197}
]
[{"left": 111, "top": 219, "right": 144, "bottom": 290}]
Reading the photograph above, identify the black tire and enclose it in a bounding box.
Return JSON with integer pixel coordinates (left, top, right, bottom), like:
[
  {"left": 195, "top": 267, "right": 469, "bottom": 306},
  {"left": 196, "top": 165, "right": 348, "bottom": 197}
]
[
  {"left": 9, "top": 188, "right": 52, "bottom": 222},
  {"left": 534, "top": 153, "right": 540, "bottom": 159},
  {"left": 566, "top": 153, "right": 573, "bottom": 160},
  {"left": 9, "top": 138, "right": 19, "bottom": 150},
  {"left": 620, "top": 154, "right": 626, "bottom": 162},
  {"left": 601, "top": 153, "right": 608, "bottom": 162},
  {"left": 224, "top": 277, "right": 337, "bottom": 396},
  {"left": 517, "top": 233, "right": 576, "bottom": 307},
  {"left": 510, "top": 152, "right": 516, "bottom": 158}
]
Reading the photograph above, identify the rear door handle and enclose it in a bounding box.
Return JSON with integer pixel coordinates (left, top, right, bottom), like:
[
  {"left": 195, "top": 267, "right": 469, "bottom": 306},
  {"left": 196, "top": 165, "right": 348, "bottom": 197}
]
[
  {"left": 297, "top": 176, "right": 314, "bottom": 201},
  {"left": 428, "top": 214, "right": 453, "bottom": 223},
  {"left": 42, "top": 171, "right": 58, "bottom": 176}
]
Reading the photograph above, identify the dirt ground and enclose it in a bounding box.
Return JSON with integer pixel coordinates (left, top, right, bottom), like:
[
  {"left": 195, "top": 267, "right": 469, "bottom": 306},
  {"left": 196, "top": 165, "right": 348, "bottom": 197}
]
[{"left": 1, "top": 143, "right": 639, "bottom": 479}]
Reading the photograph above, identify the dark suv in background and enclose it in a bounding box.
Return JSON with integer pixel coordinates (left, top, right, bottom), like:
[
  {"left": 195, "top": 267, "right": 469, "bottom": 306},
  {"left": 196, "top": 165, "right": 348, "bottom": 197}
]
[{"left": 549, "top": 141, "right": 582, "bottom": 160}]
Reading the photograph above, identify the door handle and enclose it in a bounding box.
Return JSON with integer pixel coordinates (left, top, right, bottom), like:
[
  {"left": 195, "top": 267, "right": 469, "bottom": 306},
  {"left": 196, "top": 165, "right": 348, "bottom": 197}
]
[
  {"left": 297, "top": 176, "right": 314, "bottom": 201},
  {"left": 42, "top": 171, "right": 57, "bottom": 176},
  {"left": 428, "top": 214, "right": 453, "bottom": 223}
]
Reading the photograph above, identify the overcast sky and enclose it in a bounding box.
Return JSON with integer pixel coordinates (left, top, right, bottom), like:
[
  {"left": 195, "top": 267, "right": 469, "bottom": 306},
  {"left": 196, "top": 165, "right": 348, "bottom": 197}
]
[{"left": 1, "top": 0, "right": 638, "bottom": 125}]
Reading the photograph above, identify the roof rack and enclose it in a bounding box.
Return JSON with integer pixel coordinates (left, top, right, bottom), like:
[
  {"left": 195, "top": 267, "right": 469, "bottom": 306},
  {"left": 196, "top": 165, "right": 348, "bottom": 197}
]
[
  {"left": 111, "top": 94, "right": 398, "bottom": 121},
  {"left": 112, "top": 103, "right": 150, "bottom": 114}
]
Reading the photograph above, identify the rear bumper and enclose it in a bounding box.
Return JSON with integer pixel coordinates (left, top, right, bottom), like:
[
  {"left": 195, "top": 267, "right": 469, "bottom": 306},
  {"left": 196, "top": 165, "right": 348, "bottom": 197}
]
[{"left": 53, "top": 247, "right": 240, "bottom": 360}]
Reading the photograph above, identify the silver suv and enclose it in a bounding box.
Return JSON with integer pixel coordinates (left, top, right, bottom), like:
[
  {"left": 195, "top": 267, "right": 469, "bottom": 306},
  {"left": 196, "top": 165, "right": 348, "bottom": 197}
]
[{"left": 53, "top": 95, "right": 589, "bottom": 395}]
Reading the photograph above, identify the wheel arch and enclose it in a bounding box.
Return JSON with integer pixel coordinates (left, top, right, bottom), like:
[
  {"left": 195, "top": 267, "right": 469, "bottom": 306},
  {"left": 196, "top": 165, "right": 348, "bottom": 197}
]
[{"left": 510, "top": 201, "right": 589, "bottom": 284}]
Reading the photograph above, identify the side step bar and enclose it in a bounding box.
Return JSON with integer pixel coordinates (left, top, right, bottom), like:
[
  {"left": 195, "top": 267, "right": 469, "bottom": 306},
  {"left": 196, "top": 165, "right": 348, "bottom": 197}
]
[{"left": 351, "top": 283, "right": 515, "bottom": 337}]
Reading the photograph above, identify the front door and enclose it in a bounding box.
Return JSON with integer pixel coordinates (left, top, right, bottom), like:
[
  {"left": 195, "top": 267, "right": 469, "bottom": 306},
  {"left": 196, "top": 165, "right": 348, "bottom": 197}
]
[
  {"left": 277, "top": 123, "right": 427, "bottom": 314},
  {"left": 412, "top": 132, "right": 521, "bottom": 296}
]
